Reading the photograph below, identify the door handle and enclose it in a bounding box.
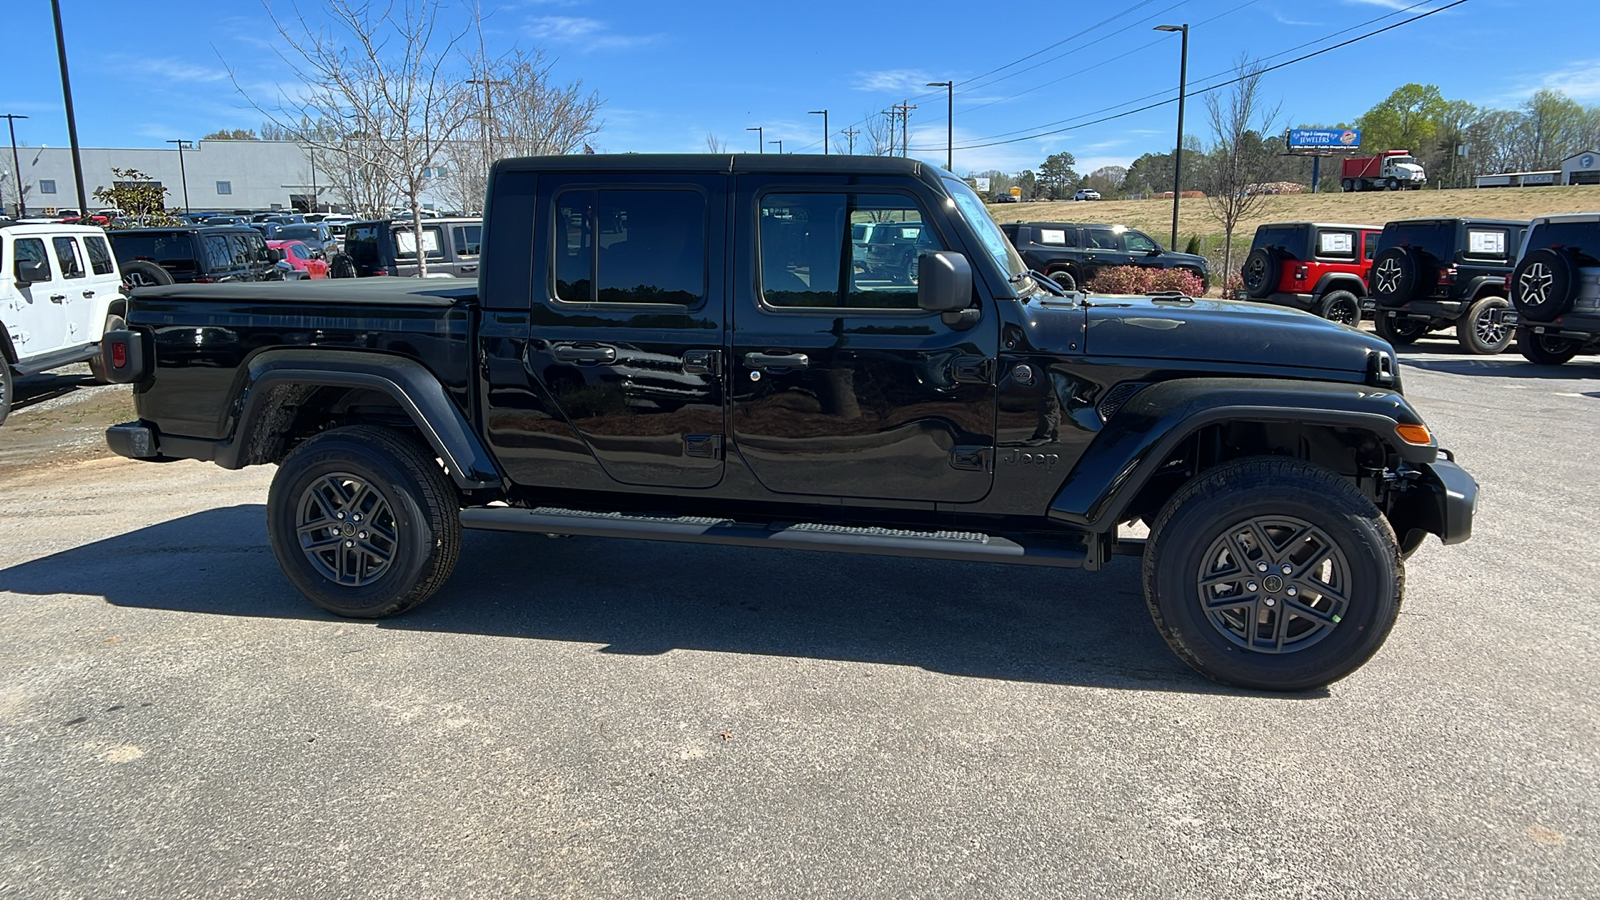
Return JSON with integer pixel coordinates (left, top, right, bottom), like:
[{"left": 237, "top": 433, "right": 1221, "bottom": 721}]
[
  {"left": 745, "top": 351, "right": 809, "bottom": 369},
  {"left": 82, "top": 290, "right": 96, "bottom": 298},
  {"left": 459, "top": 265, "right": 479, "bottom": 273},
  {"left": 49, "top": 294, "right": 67, "bottom": 303},
  {"left": 552, "top": 342, "right": 617, "bottom": 363}
]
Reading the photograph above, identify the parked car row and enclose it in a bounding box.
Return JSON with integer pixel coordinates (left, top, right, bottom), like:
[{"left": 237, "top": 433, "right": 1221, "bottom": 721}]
[{"left": 998, "top": 221, "right": 1210, "bottom": 292}]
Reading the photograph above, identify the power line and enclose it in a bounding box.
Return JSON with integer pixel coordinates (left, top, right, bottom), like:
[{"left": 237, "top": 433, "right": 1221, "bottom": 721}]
[{"left": 919, "top": 0, "right": 1468, "bottom": 153}]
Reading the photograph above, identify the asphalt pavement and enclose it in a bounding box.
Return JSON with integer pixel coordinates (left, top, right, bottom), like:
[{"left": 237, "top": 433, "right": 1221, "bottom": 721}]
[{"left": 0, "top": 344, "right": 1595, "bottom": 899}]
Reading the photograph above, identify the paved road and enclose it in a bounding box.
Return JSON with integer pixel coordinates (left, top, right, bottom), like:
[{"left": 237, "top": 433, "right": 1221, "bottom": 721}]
[{"left": 1, "top": 345, "right": 1595, "bottom": 899}]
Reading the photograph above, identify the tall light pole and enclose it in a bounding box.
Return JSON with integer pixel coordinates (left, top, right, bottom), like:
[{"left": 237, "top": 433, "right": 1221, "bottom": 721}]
[
  {"left": 746, "top": 126, "right": 764, "bottom": 153},
  {"left": 841, "top": 126, "right": 858, "bottom": 155},
  {"left": 927, "top": 81, "right": 952, "bottom": 171},
  {"left": 51, "top": 0, "right": 88, "bottom": 216},
  {"left": 166, "top": 140, "right": 192, "bottom": 214},
  {"left": 808, "top": 110, "right": 828, "bottom": 155},
  {"left": 769, "top": 139, "right": 784, "bottom": 154},
  {"left": 1155, "top": 23, "right": 1189, "bottom": 250},
  {"left": 2, "top": 114, "right": 27, "bottom": 218}
]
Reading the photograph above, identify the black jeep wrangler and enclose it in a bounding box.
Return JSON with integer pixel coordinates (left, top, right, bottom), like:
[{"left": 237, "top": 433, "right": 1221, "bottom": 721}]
[
  {"left": 1369, "top": 217, "right": 1527, "bottom": 354},
  {"left": 997, "top": 222, "right": 1210, "bottom": 293},
  {"left": 99, "top": 154, "right": 1474, "bottom": 692},
  {"left": 1510, "top": 213, "right": 1600, "bottom": 365}
]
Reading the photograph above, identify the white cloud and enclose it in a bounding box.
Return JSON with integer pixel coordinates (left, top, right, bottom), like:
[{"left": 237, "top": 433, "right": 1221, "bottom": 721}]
[
  {"left": 526, "top": 16, "right": 657, "bottom": 50},
  {"left": 853, "top": 70, "right": 938, "bottom": 94},
  {"left": 1272, "top": 11, "right": 1321, "bottom": 25},
  {"left": 1539, "top": 59, "right": 1600, "bottom": 102},
  {"left": 128, "top": 58, "right": 231, "bottom": 84}
]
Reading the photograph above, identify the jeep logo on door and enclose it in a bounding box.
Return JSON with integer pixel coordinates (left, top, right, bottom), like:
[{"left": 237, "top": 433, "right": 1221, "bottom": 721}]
[{"left": 1003, "top": 450, "right": 1060, "bottom": 470}]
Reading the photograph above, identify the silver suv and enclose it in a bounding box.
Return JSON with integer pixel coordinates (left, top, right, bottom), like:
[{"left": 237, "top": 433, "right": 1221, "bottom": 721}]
[{"left": 1510, "top": 213, "right": 1600, "bottom": 365}]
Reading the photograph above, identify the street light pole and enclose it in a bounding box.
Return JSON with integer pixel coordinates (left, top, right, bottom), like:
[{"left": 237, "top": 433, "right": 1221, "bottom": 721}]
[
  {"left": 747, "top": 126, "right": 764, "bottom": 153},
  {"left": 51, "top": 0, "right": 88, "bottom": 216},
  {"left": 808, "top": 110, "right": 828, "bottom": 155},
  {"left": 2, "top": 114, "right": 27, "bottom": 218},
  {"left": 166, "top": 140, "right": 192, "bottom": 214},
  {"left": 1155, "top": 23, "right": 1189, "bottom": 250},
  {"left": 769, "top": 139, "right": 784, "bottom": 154},
  {"left": 927, "top": 81, "right": 953, "bottom": 171}
]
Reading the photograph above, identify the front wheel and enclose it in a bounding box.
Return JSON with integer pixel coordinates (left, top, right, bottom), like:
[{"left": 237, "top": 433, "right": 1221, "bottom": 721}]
[
  {"left": 1517, "top": 328, "right": 1581, "bottom": 365},
  {"left": 1457, "top": 296, "right": 1514, "bottom": 355},
  {"left": 267, "top": 425, "right": 462, "bottom": 618},
  {"left": 1143, "top": 457, "right": 1402, "bottom": 691}
]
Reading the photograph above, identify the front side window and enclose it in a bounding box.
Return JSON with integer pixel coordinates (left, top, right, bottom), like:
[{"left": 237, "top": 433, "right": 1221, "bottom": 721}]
[
  {"left": 555, "top": 188, "right": 707, "bottom": 305},
  {"left": 52, "top": 237, "right": 86, "bottom": 278},
  {"left": 1085, "top": 228, "right": 1119, "bottom": 250},
  {"left": 13, "top": 238, "right": 52, "bottom": 282},
  {"left": 85, "top": 236, "right": 114, "bottom": 275},
  {"left": 1124, "top": 231, "right": 1158, "bottom": 253},
  {"left": 759, "top": 192, "right": 941, "bottom": 310}
]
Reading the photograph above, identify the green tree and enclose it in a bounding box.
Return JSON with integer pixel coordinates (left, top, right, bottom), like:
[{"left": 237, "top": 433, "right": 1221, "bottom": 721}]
[
  {"left": 92, "top": 168, "right": 180, "bottom": 226},
  {"left": 1519, "top": 89, "right": 1587, "bottom": 169},
  {"left": 1015, "top": 169, "right": 1037, "bottom": 201},
  {"left": 1083, "top": 165, "right": 1127, "bottom": 198},
  {"left": 1037, "top": 151, "right": 1079, "bottom": 199},
  {"left": 1358, "top": 84, "right": 1446, "bottom": 155},
  {"left": 202, "top": 128, "right": 258, "bottom": 141}
]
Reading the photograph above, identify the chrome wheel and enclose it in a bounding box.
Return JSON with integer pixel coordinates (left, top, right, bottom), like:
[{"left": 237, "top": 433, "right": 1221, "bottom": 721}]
[
  {"left": 1196, "top": 515, "right": 1351, "bottom": 654},
  {"left": 1475, "top": 303, "right": 1511, "bottom": 347},
  {"left": 295, "top": 473, "right": 398, "bottom": 587}
]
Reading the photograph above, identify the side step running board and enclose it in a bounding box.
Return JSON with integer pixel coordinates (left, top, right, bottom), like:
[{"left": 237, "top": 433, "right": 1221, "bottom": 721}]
[{"left": 460, "top": 507, "right": 1089, "bottom": 569}]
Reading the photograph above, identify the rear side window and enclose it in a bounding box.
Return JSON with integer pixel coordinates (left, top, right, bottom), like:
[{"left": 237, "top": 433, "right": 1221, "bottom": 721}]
[
  {"left": 1464, "top": 227, "right": 1509, "bottom": 261},
  {"left": 85, "top": 236, "right": 115, "bottom": 275},
  {"left": 13, "top": 238, "right": 52, "bottom": 282},
  {"left": 394, "top": 226, "right": 444, "bottom": 260},
  {"left": 204, "top": 235, "right": 232, "bottom": 270},
  {"left": 225, "top": 234, "right": 254, "bottom": 267},
  {"left": 453, "top": 224, "right": 482, "bottom": 256},
  {"left": 1084, "top": 228, "right": 1118, "bottom": 250},
  {"left": 1036, "top": 227, "right": 1075, "bottom": 247},
  {"left": 555, "top": 189, "right": 707, "bottom": 305},
  {"left": 52, "top": 237, "right": 86, "bottom": 278},
  {"left": 1315, "top": 230, "right": 1357, "bottom": 260}
]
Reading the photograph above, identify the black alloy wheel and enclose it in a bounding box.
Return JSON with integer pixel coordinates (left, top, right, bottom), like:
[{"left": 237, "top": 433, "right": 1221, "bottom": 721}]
[
  {"left": 120, "top": 260, "right": 174, "bottom": 289},
  {"left": 1517, "top": 328, "right": 1581, "bottom": 366},
  {"left": 1048, "top": 268, "right": 1077, "bottom": 292},
  {"left": 1317, "top": 290, "right": 1362, "bottom": 326},
  {"left": 1510, "top": 248, "right": 1577, "bottom": 322},
  {"left": 1457, "top": 296, "right": 1514, "bottom": 355},
  {"left": 1240, "top": 247, "right": 1279, "bottom": 299}
]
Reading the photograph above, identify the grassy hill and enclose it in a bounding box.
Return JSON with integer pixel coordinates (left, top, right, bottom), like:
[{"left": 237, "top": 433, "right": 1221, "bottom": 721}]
[{"left": 987, "top": 185, "right": 1600, "bottom": 286}]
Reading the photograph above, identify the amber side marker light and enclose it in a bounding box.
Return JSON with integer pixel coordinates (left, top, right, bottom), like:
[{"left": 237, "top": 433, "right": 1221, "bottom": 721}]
[{"left": 1396, "top": 424, "right": 1432, "bottom": 445}]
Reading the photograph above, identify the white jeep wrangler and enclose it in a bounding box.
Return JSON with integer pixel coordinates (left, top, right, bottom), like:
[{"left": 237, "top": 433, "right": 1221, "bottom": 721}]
[{"left": 1, "top": 222, "right": 127, "bottom": 426}]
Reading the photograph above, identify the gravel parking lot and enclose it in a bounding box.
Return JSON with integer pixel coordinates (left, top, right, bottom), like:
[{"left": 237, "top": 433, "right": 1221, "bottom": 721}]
[{"left": 1, "top": 347, "right": 1596, "bottom": 899}]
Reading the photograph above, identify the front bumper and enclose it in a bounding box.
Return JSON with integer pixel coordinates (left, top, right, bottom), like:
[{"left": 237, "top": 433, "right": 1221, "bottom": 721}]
[{"left": 1417, "top": 453, "right": 1477, "bottom": 546}]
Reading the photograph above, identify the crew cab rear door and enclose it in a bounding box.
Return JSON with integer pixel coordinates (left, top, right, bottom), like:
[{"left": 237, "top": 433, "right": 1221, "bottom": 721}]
[
  {"left": 729, "top": 174, "right": 997, "bottom": 503},
  {"left": 478, "top": 170, "right": 729, "bottom": 490}
]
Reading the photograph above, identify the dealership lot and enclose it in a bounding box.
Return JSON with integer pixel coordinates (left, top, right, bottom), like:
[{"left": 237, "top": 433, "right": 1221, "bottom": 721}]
[{"left": 0, "top": 349, "right": 1596, "bottom": 898}]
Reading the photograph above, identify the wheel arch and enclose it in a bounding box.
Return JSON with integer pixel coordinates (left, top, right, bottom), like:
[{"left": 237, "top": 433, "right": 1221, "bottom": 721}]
[
  {"left": 0, "top": 323, "right": 16, "bottom": 365},
  {"left": 1312, "top": 273, "right": 1366, "bottom": 298},
  {"left": 218, "top": 349, "right": 503, "bottom": 491}
]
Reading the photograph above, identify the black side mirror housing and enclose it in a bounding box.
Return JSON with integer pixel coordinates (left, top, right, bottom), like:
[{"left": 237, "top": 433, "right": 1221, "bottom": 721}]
[
  {"left": 1147, "top": 248, "right": 1162, "bottom": 256},
  {"left": 917, "top": 251, "right": 972, "bottom": 312},
  {"left": 14, "top": 260, "right": 49, "bottom": 286},
  {"left": 266, "top": 248, "right": 283, "bottom": 264}
]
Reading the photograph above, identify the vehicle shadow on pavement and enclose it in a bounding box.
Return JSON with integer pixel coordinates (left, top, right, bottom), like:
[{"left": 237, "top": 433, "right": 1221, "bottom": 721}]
[
  {"left": 1398, "top": 356, "right": 1591, "bottom": 378},
  {"left": 0, "top": 505, "right": 1304, "bottom": 697},
  {"left": 12, "top": 369, "right": 97, "bottom": 411}
]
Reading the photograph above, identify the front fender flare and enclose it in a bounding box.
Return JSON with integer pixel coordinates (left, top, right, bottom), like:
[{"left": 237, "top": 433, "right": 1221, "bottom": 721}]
[
  {"left": 1047, "top": 377, "right": 1436, "bottom": 531},
  {"left": 216, "top": 348, "right": 503, "bottom": 491}
]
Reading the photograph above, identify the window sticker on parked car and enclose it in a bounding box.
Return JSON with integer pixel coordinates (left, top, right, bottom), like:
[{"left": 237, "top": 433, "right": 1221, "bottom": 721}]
[
  {"left": 1318, "top": 232, "right": 1354, "bottom": 255},
  {"left": 1468, "top": 230, "right": 1505, "bottom": 257},
  {"left": 1039, "top": 228, "right": 1067, "bottom": 245}
]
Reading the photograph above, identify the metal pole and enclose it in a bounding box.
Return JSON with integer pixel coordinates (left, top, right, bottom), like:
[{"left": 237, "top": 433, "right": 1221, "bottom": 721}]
[
  {"left": 3, "top": 114, "right": 27, "bottom": 218},
  {"left": 809, "top": 110, "right": 828, "bottom": 155},
  {"left": 747, "top": 126, "right": 763, "bottom": 153},
  {"left": 927, "top": 82, "right": 953, "bottom": 170},
  {"left": 168, "top": 140, "right": 191, "bottom": 214},
  {"left": 769, "top": 140, "right": 783, "bottom": 154},
  {"left": 1171, "top": 25, "right": 1189, "bottom": 250},
  {"left": 51, "top": 0, "right": 88, "bottom": 216},
  {"left": 1311, "top": 155, "right": 1321, "bottom": 194}
]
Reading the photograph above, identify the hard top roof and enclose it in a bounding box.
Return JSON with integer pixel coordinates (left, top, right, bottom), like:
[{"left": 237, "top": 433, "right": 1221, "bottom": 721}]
[
  {"left": 1257, "top": 221, "right": 1384, "bottom": 231},
  {"left": 0, "top": 222, "right": 110, "bottom": 236},
  {"left": 493, "top": 153, "right": 933, "bottom": 178},
  {"left": 1383, "top": 217, "right": 1530, "bottom": 228}
]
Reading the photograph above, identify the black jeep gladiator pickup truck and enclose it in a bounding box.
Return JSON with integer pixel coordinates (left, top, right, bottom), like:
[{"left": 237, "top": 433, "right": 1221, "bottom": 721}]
[{"left": 101, "top": 155, "right": 1475, "bottom": 691}]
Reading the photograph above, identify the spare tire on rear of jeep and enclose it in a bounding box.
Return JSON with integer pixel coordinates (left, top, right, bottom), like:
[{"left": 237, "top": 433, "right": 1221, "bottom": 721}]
[
  {"left": 1240, "top": 247, "right": 1280, "bottom": 299},
  {"left": 1369, "top": 247, "right": 1421, "bottom": 305},
  {"left": 121, "top": 260, "right": 174, "bottom": 289},
  {"left": 1510, "top": 247, "right": 1577, "bottom": 323},
  {"left": 329, "top": 253, "right": 358, "bottom": 279}
]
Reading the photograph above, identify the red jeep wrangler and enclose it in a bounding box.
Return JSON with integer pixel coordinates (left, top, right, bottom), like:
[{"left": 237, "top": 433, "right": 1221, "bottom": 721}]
[{"left": 1238, "top": 222, "right": 1382, "bottom": 325}]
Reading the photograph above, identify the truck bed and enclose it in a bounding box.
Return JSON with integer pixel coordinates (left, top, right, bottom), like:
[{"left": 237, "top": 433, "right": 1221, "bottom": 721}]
[{"left": 131, "top": 277, "right": 475, "bottom": 306}]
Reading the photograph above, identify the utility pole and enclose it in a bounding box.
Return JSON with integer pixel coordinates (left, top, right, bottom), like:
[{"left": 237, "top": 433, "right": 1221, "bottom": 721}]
[
  {"left": 747, "top": 126, "right": 764, "bottom": 153},
  {"left": 166, "top": 140, "right": 192, "bottom": 214},
  {"left": 881, "top": 109, "right": 897, "bottom": 155},
  {"left": 2, "top": 114, "right": 27, "bottom": 218},
  {"left": 51, "top": 0, "right": 88, "bottom": 216},
  {"left": 769, "top": 139, "right": 784, "bottom": 154},
  {"left": 840, "top": 126, "right": 858, "bottom": 155},
  {"left": 467, "top": 76, "right": 510, "bottom": 212},
  {"left": 892, "top": 102, "right": 917, "bottom": 158},
  {"left": 808, "top": 109, "right": 828, "bottom": 155},
  {"left": 926, "top": 81, "right": 953, "bottom": 171}
]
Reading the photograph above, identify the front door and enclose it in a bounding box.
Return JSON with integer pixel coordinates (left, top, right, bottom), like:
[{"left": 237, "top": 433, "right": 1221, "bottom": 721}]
[
  {"left": 730, "top": 177, "right": 997, "bottom": 503},
  {"left": 8, "top": 237, "right": 68, "bottom": 360},
  {"left": 1081, "top": 226, "right": 1131, "bottom": 283}
]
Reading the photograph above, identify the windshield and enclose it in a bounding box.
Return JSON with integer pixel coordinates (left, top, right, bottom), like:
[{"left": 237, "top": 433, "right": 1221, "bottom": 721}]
[{"left": 943, "top": 176, "right": 1027, "bottom": 284}]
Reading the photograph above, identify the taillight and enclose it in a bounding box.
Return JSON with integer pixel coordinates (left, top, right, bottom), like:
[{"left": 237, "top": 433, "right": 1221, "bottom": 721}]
[
  {"left": 193, "top": 276, "right": 214, "bottom": 283},
  {"left": 1295, "top": 265, "right": 1309, "bottom": 281},
  {"left": 373, "top": 268, "right": 388, "bottom": 276},
  {"left": 1437, "top": 266, "right": 1457, "bottom": 285},
  {"left": 111, "top": 343, "right": 127, "bottom": 367}
]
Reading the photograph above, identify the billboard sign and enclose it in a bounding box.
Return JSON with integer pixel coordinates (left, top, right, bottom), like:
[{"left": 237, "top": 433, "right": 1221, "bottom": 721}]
[
  {"left": 974, "top": 176, "right": 991, "bottom": 192},
  {"left": 1287, "top": 128, "right": 1361, "bottom": 152}
]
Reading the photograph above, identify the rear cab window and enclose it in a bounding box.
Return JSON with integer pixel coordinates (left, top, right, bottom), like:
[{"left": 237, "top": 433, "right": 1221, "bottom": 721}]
[
  {"left": 1383, "top": 222, "right": 1454, "bottom": 263},
  {"left": 1530, "top": 221, "right": 1600, "bottom": 267},
  {"left": 555, "top": 189, "right": 707, "bottom": 305},
  {"left": 1314, "top": 230, "right": 1358, "bottom": 261}
]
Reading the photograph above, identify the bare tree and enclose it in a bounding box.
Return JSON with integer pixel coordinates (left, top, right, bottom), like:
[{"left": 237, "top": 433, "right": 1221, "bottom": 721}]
[
  {"left": 864, "top": 110, "right": 896, "bottom": 157},
  {"left": 236, "top": 0, "right": 475, "bottom": 275},
  {"left": 705, "top": 133, "right": 729, "bottom": 153},
  {"left": 1202, "top": 57, "right": 1282, "bottom": 280}
]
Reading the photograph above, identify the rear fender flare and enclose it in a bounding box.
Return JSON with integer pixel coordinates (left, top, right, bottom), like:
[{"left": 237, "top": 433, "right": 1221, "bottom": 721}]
[
  {"left": 218, "top": 348, "right": 503, "bottom": 491},
  {"left": 1046, "top": 377, "right": 1436, "bottom": 531},
  {"left": 1312, "top": 273, "right": 1367, "bottom": 298}
]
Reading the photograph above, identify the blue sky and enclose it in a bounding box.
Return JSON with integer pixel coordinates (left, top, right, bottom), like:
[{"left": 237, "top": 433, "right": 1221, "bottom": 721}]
[{"left": 3, "top": 0, "right": 1591, "bottom": 177}]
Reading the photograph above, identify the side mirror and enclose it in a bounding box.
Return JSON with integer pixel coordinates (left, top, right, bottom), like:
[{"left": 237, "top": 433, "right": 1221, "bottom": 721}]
[
  {"left": 266, "top": 248, "right": 283, "bottom": 263},
  {"left": 1146, "top": 248, "right": 1162, "bottom": 256},
  {"left": 14, "top": 260, "right": 49, "bottom": 286},
  {"left": 917, "top": 251, "right": 972, "bottom": 312}
]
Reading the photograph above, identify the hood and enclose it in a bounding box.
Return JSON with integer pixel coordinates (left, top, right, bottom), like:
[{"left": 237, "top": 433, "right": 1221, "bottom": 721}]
[
  {"left": 1395, "top": 163, "right": 1426, "bottom": 178},
  {"left": 1157, "top": 249, "right": 1210, "bottom": 273},
  {"left": 1021, "top": 295, "right": 1393, "bottom": 377}
]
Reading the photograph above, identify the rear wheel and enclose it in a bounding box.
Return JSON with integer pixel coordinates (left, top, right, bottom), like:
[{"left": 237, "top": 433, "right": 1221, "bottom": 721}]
[
  {"left": 1317, "top": 290, "right": 1362, "bottom": 327},
  {"left": 1375, "top": 314, "right": 1428, "bottom": 346},
  {"left": 1047, "top": 268, "right": 1077, "bottom": 292},
  {"left": 1457, "top": 295, "right": 1514, "bottom": 355},
  {"left": 0, "top": 362, "right": 12, "bottom": 427},
  {"left": 88, "top": 314, "right": 126, "bottom": 384},
  {"left": 1517, "top": 328, "right": 1581, "bottom": 366},
  {"left": 267, "top": 425, "right": 461, "bottom": 618},
  {"left": 1143, "top": 457, "right": 1402, "bottom": 691}
]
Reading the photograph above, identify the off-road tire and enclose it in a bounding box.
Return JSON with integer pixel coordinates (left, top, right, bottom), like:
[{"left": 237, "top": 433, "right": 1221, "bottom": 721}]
[
  {"left": 1517, "top": 328, "right": 1581, "bottom": 366},
  {"left": 1375, "top": 314, "right": 1428, "bottom": 346},
  {"left": 1457, "top": 295, "right": 1514, "bottom": 355},
  {"left": 0, "top": 362, "right": 12, "bottom": 427},
  {"left": 1240, "top": 247, "right": 1279, "bottom": 299},
  {"left": 1047, "top": 268, "right": 1077, "bottom": 292},
  {"left": 267, "top": 425, "right": 462, "bottom": 618},
  {"left": 329, "top": 253, "right": 358, "bottom": 279},
  {"left": 88, "top": 314, "right": 126, "bottom": 384},
  {"left": 1143, "top": 457, "right": 1403, "bottom": 692},
  {"left": 1317, "top": 290, "right": 1362, "bottom": 326},
  {"left": 1369, "top": 247, "right": 1421, "bottom": 305},
  {"left": 1510, "top": 248, "right": 1577, "bottom": 323},
  {"left": 120, "top": 260, "right": 173, "bottom": 289}
]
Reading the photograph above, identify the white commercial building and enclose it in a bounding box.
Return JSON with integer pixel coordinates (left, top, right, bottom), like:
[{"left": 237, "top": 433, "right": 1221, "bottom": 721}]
[
  {"left": 1562, "top": 151, "right": 1600, "bottom": 186},
  {"left": 0, "top": 140, "right": 452, "bottom": 216}
]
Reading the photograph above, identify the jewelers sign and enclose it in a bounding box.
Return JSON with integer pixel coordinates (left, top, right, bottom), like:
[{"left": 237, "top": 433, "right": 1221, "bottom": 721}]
[{"left": 1286, "top": 129, "right": 1362, "bottom": 152}]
